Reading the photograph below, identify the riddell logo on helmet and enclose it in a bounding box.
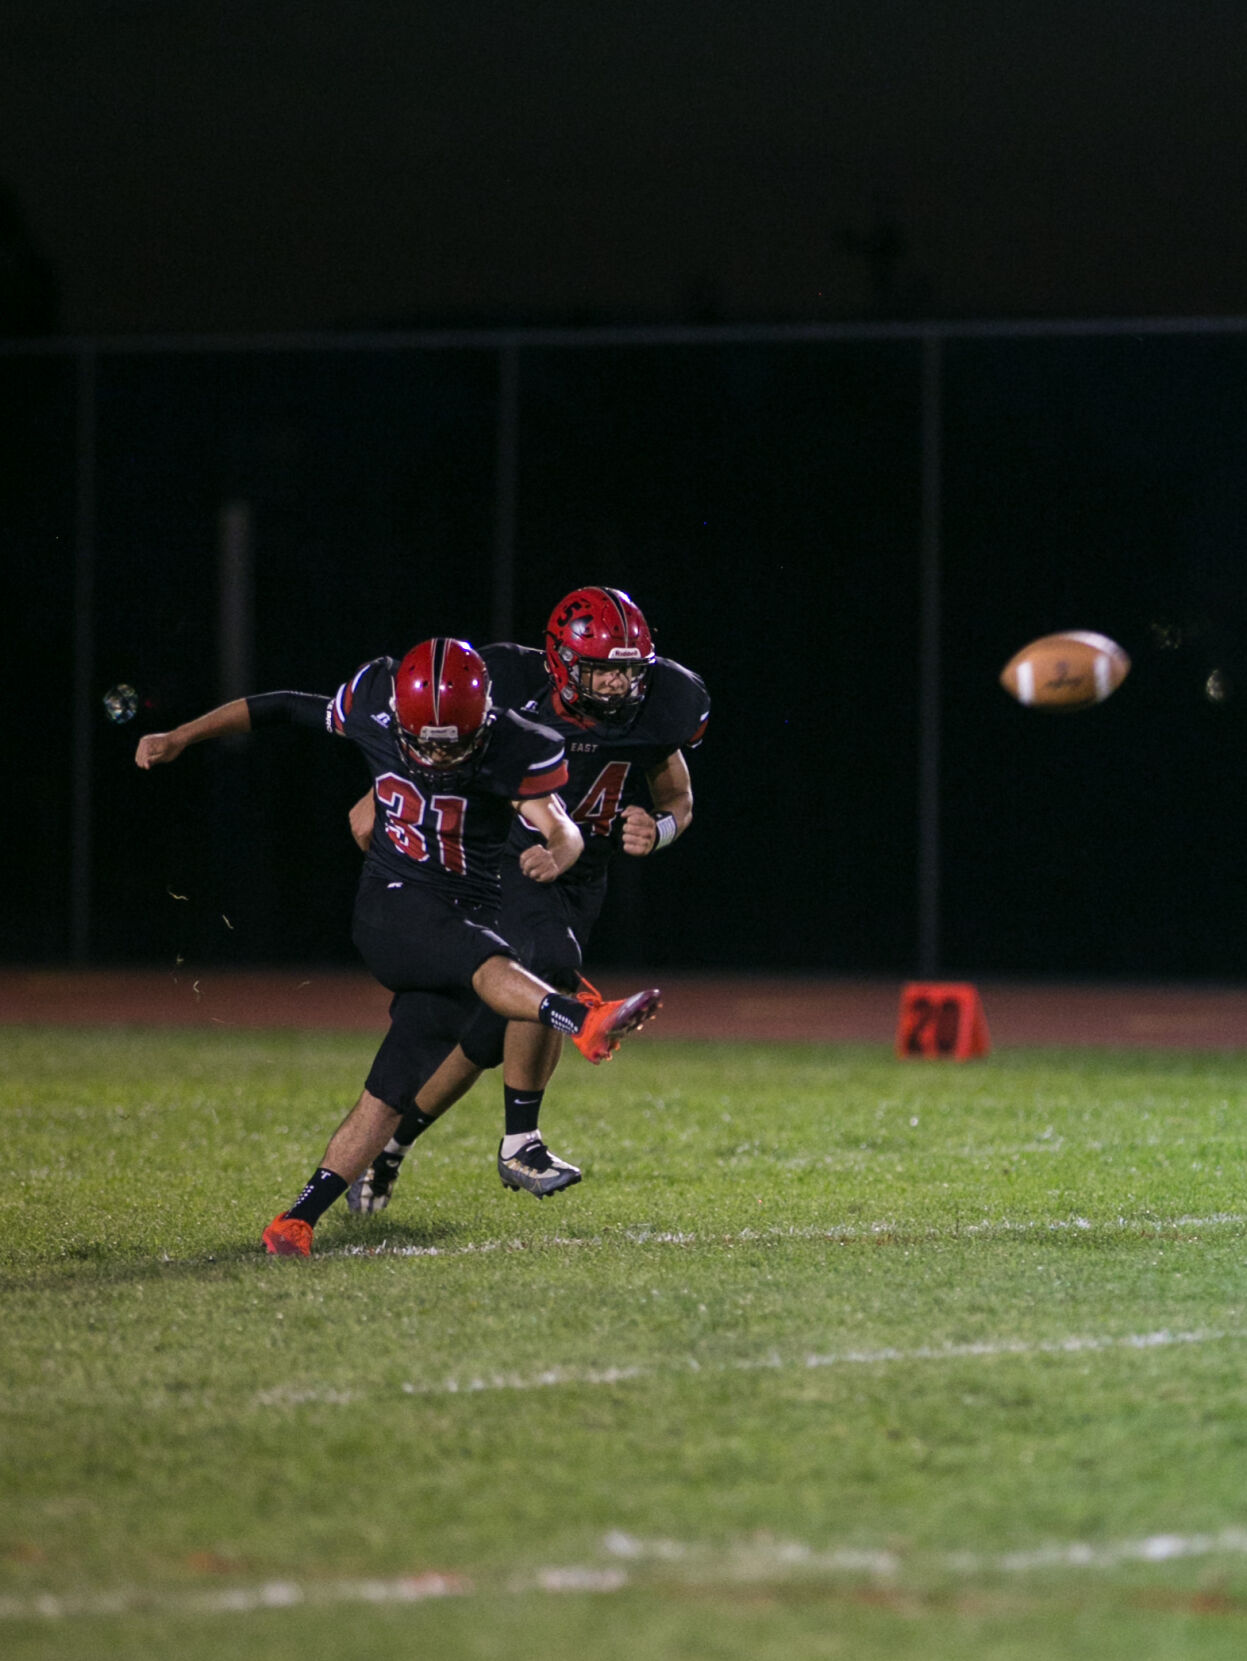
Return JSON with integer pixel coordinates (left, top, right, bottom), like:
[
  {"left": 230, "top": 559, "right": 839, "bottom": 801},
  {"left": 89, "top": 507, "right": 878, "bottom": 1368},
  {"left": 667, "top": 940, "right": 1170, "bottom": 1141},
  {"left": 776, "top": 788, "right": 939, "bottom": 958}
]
[
  {"left": 607, "top": 647, "right": 642, "bottom": 660},
  {"left": 419, "top": 725, "right": 460, "bottom": 742}
]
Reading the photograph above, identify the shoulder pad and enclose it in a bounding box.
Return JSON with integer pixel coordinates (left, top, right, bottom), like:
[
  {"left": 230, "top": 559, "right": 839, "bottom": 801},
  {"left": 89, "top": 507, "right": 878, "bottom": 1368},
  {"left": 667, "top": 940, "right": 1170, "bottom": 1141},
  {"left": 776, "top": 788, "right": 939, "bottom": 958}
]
[
  {"left": 332, "top": 657, "right": 393, "bottom": 730},
  {"left": 647, "top": 657, "right": 710, "bottom": 749},
  {"left": 482, "top": 642, "right": 548, "bottom": 713}
]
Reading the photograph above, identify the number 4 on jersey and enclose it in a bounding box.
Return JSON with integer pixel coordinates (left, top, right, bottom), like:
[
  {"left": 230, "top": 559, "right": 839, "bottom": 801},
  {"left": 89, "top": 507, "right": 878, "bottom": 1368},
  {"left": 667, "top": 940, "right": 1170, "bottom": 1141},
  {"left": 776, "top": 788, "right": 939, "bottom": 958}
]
[{"left": 568, "top": 760, "right": 631, "bottom": 839}]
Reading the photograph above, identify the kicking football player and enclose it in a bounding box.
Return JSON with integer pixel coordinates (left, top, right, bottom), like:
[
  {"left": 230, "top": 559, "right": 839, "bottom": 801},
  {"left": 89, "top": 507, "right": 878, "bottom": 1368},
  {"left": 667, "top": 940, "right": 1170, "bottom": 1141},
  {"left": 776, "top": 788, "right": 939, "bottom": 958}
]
[
  {"left": 346, "top": 587, "right": 708, "bottom": 1208},
  {"left": 135, "top": 636, "right": 662, "bottom": 1256}
]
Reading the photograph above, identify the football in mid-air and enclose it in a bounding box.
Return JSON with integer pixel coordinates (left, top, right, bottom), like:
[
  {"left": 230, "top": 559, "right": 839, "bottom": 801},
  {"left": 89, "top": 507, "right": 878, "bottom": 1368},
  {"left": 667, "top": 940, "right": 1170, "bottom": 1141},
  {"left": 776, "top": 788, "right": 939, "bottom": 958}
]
[{"left": 999, "top": 631, "right": 1131, "bottom": 711}]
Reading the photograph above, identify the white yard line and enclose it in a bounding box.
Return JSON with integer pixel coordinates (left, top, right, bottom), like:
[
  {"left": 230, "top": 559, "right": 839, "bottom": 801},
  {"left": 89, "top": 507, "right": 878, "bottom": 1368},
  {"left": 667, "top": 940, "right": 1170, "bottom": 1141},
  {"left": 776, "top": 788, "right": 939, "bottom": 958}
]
[
  {"left": 602, "top": 1524, "right": 1247, "bottom": 1576},
  {"left": 387, "top": 1323, "right": 1243, "bottom": 1399},
  {"left": 7, "top": 1526, "right": 1247, "bottom": 1622},
  {"left": 17, "top": 1322, "right": 1229, "bottom": 1415},
  {"left": 248, "top": 1324, "right": 1245, "bottom": 1408},
  {"left": 332, "top": 1211, "right": 1246, "bottom": 1262}
]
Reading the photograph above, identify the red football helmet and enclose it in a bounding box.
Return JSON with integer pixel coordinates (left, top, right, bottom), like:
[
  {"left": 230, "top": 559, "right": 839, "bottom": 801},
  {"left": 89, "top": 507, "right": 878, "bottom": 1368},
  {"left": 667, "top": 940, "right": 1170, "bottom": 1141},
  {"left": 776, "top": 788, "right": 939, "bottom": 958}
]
[
  {"left": 390, "top": 638, "right": 493, "bottom": 774},
  {"left": 544, "top": 587, "right": 655, "bottom": 724}
]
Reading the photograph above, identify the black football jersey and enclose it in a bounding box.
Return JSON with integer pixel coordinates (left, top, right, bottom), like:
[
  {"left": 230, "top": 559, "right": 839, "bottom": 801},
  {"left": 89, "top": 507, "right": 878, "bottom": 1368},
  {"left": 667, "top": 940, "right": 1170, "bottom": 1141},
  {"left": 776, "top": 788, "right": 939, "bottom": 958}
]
[
  {"left": 481, "top": 643, "right": 709, "bottom": 882},
  {"left": 328, "top": 658, "right": 568, "bottom": 904}
]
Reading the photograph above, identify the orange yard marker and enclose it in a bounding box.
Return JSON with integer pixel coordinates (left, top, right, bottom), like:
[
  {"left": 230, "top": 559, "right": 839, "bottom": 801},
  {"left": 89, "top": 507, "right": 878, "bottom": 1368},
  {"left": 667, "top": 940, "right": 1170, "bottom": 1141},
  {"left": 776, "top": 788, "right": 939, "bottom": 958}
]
[{"left": 896, "top": 983, "right": 990, "bottom": 1060}]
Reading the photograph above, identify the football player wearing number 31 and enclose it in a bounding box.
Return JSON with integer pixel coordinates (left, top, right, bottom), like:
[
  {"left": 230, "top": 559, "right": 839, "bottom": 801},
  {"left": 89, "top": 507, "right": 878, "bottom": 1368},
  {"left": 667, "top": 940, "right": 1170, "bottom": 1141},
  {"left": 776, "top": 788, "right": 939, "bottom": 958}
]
[
  {"left": 346, "top": 587, "right": 709, "bottom": 1212},
  {"left": 135, "top": 635, "right": 663, "bottom": 1256}
]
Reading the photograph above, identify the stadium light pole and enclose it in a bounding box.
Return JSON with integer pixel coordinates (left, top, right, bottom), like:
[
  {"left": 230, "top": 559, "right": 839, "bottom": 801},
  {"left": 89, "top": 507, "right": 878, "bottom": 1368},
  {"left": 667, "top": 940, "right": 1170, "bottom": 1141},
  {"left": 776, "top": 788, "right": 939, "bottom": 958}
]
[
  {"left": 916, "top": 333, "right": 943, "bottom": 977},
  {"left": 218, "top": 499, "right": 254, "bottom": 703},
  {"left": 492, "top": 342, "right": 519, "bottom": 642},
  {"left": 70, "top": 346, "right": 98, "bottom": 963}
]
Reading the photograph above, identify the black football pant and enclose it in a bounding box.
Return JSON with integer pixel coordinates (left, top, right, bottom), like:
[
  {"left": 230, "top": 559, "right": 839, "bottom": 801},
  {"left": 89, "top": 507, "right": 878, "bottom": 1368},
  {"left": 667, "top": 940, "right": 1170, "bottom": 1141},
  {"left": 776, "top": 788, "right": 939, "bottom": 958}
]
[{"left": 350, "top": 868, "right": 515, "bottom": 1114}]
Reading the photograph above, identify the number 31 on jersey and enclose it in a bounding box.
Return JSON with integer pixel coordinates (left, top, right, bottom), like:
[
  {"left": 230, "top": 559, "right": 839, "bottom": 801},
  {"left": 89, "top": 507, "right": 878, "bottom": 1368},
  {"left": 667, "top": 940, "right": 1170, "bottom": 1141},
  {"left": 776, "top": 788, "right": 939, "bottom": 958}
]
[{"left": 375, "top": 773, "right": 468, "bottom": 874}]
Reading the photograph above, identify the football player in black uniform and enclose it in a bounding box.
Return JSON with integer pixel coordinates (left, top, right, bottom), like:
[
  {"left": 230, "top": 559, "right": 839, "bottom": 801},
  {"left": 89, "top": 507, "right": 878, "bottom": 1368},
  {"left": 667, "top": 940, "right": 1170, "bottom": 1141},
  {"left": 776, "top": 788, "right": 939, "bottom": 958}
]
[
  {"left": 135, "top": 637, "right": 662, "bottom": 1256},
  {"left": 346, "top": 588, "right": 708, "bottom": 1206}
]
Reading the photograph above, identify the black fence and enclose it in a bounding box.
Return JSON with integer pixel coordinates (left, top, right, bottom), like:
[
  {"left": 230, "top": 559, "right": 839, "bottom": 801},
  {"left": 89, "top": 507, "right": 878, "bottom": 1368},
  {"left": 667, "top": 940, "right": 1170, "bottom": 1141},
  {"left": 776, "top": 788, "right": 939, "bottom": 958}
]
[{"left": 8, "top": 318, "right": 1247, "bottom": 979}]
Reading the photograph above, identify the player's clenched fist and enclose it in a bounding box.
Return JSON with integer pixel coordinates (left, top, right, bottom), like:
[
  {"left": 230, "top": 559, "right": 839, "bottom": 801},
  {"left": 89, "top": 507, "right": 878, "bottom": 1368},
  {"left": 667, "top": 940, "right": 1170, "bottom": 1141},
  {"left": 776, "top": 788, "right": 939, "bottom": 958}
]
[
  {"left": 135, "top": 731, "right": 187, "bottom": 768},
  {"left": 619, "top": 803, "right": 658, "bottom": 857},
  {"left": 518, "top": 844, "right": 562, "bottom": 884}
]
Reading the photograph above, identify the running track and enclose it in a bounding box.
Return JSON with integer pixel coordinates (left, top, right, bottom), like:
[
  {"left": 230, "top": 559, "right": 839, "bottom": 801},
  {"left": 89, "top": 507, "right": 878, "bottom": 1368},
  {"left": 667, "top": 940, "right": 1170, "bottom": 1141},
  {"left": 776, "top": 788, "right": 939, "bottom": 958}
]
[{"left": 4, "top": 970, "right": 1247, "bottom": 1048}]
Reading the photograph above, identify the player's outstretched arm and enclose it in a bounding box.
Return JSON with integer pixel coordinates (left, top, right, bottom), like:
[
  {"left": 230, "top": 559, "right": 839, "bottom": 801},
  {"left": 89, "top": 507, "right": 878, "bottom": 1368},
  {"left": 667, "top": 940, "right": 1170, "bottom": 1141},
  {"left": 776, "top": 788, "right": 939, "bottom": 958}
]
[
  {"left": 621, "top": 750, "right": 694, "bottom": 856},
  {"left": 134, "top": 698, "right": 253, "bottom": 769},
  {"left": 512, "top": 794, "right": 584, "bottom": 883}
]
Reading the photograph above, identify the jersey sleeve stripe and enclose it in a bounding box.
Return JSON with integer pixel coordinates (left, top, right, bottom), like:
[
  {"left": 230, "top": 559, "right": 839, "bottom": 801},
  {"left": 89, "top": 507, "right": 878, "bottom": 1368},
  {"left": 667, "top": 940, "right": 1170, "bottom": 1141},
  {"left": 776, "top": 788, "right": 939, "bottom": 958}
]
[
  {"left": 517, "top": 758, "right": 570, "bottom": 797},
  {"left": 331, "top": 683, "right": 350, "bottom": 733},
  {"left": 687, "top": 712, "right": 709, "bottom": 748},
  {"left": 331, "top": 662, "right": 373, "bottom": 734}
]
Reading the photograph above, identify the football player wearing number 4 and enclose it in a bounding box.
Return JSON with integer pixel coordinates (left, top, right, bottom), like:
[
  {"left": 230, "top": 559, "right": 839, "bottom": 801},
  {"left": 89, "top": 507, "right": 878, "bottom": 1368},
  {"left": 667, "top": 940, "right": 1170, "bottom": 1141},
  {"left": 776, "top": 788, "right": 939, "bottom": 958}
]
[
  {"left": 348, "top": 587, "right": 708, "bottom": 1209},
  {"left": 135, "top": 636, "right": 662, "bottom": 1257}
]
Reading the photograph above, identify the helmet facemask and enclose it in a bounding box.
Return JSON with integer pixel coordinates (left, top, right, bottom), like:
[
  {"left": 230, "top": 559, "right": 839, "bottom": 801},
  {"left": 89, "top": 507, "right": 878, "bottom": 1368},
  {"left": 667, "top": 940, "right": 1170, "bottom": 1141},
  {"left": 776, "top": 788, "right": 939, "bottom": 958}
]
[
  {"left": 393, "top": 717, "right": 490, "bottom": 781},
  {"left": 564, "top": 655, "right": 652, "bottom": 725},
  {"left": 390, "top": 638, "right": 494, "bottom": 785}
]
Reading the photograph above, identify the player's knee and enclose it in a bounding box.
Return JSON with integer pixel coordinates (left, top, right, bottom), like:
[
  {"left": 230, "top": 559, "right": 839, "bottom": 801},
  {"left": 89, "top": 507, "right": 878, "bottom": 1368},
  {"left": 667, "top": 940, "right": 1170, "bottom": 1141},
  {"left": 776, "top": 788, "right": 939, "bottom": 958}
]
[
  {"left": 471, "top": 953, "right": 512, "bottom": 998},
  {"left": 530, "top": 939, "right": 582, "bottom": 994},
  {"left": 461, "top": 1028, "right": 504, "bottom": 1070},
  {"left": 459, "top": 996, "right": 506, "bottom": 1070},
  {"left": 362, "top": 1066, "right": 413, "bottom": 1117}
]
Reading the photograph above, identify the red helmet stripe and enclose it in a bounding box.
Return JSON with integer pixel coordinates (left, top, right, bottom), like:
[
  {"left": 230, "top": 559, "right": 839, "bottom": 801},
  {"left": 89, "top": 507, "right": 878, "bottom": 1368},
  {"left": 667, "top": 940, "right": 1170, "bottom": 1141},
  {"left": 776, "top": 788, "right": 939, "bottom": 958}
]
[
  {"left": 430, "top": 637, "right": 448, "bottom": 727},
  {"left": 601, "top": 587, "right": 630, "bottom": 643}
]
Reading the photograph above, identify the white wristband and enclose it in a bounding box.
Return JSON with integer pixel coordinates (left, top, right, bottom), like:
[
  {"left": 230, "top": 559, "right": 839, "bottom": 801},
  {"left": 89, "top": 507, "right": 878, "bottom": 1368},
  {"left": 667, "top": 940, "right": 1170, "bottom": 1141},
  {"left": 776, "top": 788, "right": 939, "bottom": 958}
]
[{"left": 652, "top": 812, "right": 678, "bottom": 851}]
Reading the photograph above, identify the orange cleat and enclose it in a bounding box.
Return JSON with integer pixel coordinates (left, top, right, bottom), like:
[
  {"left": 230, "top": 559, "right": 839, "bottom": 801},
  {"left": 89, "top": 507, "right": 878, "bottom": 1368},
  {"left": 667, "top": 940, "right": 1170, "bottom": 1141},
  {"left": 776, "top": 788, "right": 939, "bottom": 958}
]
[
  {"left": 262, "top": 1213, "right": 314, "bottom": 1257},
  {"left": 571, "top": 980, "right": 662, "bottom": 1064}
]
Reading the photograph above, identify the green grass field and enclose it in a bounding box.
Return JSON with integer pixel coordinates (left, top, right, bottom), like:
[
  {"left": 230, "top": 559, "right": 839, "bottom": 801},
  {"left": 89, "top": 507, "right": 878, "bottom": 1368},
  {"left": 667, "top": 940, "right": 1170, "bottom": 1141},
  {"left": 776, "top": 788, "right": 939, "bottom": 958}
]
[{"left": 4, "top": 1024, "right": 1247, "bottom": 1659}]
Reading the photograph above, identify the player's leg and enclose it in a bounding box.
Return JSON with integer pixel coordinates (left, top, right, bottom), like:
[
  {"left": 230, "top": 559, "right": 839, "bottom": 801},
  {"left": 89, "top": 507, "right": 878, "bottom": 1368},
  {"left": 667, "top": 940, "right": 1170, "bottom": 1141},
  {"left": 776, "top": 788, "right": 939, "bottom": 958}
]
[
  {"left": 351, "top": 899, "right": 562, "bottom": 1208},
  {"left": 484, "top": 869, "right": 583, "bottom": 1192},
  {"left": 267, "top": 1001, "right": 474, "bottom": 1244},
  {"left": 265, "top": 882, "right": 483, "bottom": 1253},
  {"left": 472, "top": 952, "right": 661, "bottom": 1062},
  {"left": 342, "top": 879, "right": 624, "bottom": 1221},
  {"left": 262, "top": 1087, "right": 401, "bottom": 1256},
  {"left": 495, "top": 1021, "right": 582, "bottom": 1196},
  {"left": 433, "top": 997, "right": 580, "bottom": 1196},
  {"left": 268, "top": 877, "right": 656, "bottom": 1253},
  {"left": 501, "top": 870, "right": 607, "bottom": 1092},
  {"left": 350, "top": 1040, "right": 484, "bottom": 1213},
  {"left": 355, "top": 868, "right": 658, "bottom": 1064},
  {"left": 386, "top": 1008, "right": 504, "bottom": 1152},
  {"left": 353, "top": 962, "right": 638, "bottom": 1211},
  {"left": 347, "top": 987, "right": 479, "bottom": 1214}
]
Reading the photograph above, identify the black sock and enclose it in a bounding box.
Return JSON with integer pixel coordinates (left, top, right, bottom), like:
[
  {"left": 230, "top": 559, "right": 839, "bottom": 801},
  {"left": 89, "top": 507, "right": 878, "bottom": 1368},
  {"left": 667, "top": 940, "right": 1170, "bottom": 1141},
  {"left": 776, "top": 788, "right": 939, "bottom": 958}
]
[
  {"left": 503, "top": 1084, "right": 544, "bottom": 1138},
  {"left": 285, "top": 1167, "right": 349, "bottom": 1225},
  {"left": 538, "top": 992, "right": 585, "bottom": 1035},
  {"left": 395, "top": 1106, "right": 437, "bottom": 1146}
]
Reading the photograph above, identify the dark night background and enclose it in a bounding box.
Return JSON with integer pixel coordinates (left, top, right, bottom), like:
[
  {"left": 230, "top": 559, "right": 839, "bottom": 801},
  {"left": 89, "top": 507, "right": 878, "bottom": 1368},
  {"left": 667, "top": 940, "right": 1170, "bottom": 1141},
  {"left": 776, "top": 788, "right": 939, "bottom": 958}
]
[{"left": 6, "top": 2, "right": 1247, "bottom": 981}]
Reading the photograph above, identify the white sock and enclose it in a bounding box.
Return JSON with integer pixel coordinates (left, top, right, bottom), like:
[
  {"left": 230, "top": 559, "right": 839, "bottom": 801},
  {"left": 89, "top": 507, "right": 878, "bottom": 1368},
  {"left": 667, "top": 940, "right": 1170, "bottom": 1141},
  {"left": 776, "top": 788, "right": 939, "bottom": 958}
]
[{"left": 500, "top": 1131, "right": 539, "bottom": 1158}]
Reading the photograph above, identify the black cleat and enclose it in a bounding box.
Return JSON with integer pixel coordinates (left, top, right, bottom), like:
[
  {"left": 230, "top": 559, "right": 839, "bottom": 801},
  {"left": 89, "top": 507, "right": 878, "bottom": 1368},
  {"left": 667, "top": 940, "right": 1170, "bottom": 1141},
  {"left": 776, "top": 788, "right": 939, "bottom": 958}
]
[
  {"left": 347, "top": 1150, "right": 405, "bottom": 1214},
  {"left": 497, "top": 1138, "right": 582, "bottom": 1198}
]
